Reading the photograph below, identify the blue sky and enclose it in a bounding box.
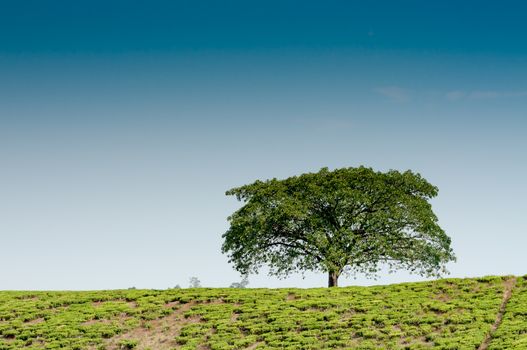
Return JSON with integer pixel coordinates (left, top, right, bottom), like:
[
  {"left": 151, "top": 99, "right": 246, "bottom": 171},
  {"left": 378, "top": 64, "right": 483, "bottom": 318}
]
[{"left": 1, "top": 1, "right": 527, "bottom": 289}]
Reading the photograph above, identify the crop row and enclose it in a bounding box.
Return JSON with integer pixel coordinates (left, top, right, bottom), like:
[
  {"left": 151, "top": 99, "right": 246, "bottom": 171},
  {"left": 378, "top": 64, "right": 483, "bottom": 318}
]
[{"left": 488, "top": 275, "right": 527, "bottom": 349}]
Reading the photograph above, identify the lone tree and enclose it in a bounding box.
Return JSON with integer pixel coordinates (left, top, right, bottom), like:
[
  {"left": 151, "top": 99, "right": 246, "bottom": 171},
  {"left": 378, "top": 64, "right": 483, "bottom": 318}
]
[{"left": 222, "top": 166, "right": 455, "bottom": 287}]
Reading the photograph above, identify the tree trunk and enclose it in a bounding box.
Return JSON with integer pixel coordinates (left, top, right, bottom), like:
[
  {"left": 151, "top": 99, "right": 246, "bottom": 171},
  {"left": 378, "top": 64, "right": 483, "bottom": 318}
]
[{"left": 328, "top": 271, "right": 339, "bottom": 287}]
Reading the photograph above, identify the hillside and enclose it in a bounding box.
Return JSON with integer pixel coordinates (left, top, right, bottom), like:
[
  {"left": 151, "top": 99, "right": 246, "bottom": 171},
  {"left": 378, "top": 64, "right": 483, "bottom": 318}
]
[{"left": 1, "top": 276, "right": 526, "bottom": 350}]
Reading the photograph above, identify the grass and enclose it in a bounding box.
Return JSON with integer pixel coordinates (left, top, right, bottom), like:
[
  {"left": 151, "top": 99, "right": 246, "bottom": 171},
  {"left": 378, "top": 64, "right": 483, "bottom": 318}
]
[{"left": 0, "top": 275, "right": 525, "bottom": 349}]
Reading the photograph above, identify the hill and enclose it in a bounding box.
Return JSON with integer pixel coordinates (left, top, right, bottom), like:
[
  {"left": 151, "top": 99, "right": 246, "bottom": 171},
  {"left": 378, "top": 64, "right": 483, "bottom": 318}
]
[{"left": 1, "top": 275, "right": 526, "bottom": 349}]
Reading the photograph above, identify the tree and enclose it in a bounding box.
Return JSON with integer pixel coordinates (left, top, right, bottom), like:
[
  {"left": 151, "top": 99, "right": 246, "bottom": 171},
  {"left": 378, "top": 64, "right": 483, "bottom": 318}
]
[
  {"left": 229, "top": 276, "right": 249, "bottom": 288},
  {"left": 189, "top": 277, "right": 201, "bottom": 288},
  {"left": 222, "top": 166, "right": 455, "bottom": 287}
]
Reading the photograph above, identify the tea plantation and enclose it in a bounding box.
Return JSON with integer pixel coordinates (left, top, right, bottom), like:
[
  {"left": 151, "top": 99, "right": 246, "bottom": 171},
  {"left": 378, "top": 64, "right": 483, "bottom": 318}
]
[{"left": 1, "top": 276, "right": 526, "bottom": 349}]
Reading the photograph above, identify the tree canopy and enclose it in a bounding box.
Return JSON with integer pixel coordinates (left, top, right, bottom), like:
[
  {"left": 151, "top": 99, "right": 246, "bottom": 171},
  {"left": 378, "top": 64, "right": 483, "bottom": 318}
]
[{"left": 221, "top": 166, "right": 455, "bottom": 287}]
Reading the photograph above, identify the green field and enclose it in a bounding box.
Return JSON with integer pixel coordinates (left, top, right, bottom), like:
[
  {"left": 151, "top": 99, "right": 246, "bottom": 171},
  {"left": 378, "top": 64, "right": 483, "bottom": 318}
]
[{"left": 1, "top": 276, "right": 526, "bottom": 350}]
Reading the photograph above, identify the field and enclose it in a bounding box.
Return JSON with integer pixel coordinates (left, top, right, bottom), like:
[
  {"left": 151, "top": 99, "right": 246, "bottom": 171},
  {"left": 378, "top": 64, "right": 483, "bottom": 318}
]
[{"left": 1, "top": 276, "right": 526, "bottom": 349}]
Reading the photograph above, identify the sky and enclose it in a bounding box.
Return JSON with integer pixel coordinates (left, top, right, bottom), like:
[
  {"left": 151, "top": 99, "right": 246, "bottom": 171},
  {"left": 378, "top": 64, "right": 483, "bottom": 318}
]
[{"left": 1, "top": 1, "right": 527, "bottom": 290}]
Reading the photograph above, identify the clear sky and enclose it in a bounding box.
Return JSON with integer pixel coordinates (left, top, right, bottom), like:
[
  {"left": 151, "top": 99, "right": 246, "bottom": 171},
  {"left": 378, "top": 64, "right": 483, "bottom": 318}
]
[{"left": 1, "top": 1, "right": 527, "bottom": 290}]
